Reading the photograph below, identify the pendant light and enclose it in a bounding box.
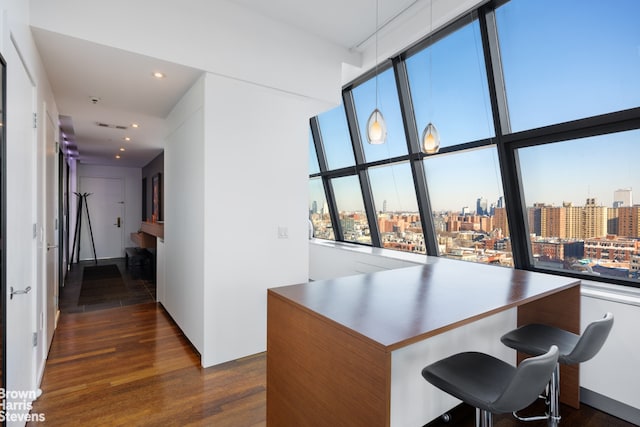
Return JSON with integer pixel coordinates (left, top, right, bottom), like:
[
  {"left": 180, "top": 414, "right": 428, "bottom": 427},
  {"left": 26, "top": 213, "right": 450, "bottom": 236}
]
[
  {"left": 421, "top": 122, "right": 440, "bottom": 154},
  {"left": 421, "top": 0, "right": 440, "bottom": 154},
  {"left": 366, "top": 0, "right": 387, "bottom": 145}
]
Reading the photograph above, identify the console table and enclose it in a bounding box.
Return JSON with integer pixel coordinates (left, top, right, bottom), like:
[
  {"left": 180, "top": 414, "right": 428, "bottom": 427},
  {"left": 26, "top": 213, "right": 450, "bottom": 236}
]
[
  {"left": 130, "top": 221, "right": 164, "bottom": 248},
  {"left": 267, "top": 257, "right": 580, "bottom": 426}
]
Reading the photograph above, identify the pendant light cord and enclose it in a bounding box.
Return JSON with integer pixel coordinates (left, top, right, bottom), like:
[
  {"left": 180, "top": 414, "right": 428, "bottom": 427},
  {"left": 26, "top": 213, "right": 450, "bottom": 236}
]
[
  {"left": 428, "top": 0, "right": 433, "bottom": 119},
  {"left": 375, "top": 0, "right": 379, "bottom": 110}
]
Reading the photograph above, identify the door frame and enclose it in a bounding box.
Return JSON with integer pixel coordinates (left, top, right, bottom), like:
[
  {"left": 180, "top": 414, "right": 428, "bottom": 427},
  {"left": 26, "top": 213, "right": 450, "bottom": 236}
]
[{"left": 1, "top": 49, "right": 7, "bottom": 421}]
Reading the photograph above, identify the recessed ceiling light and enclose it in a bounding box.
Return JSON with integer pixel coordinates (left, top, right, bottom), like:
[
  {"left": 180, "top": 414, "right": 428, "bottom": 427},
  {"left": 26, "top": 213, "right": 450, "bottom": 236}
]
[
  {"left": 152, "top": 72, "right": 165, "bottom": 79},
  {"left": 131, "top": 123, "right": 139, "bottom": 128},
  {"left": 115, "top": 154, "right": 121, "bottom": 159},
  {"left": 124, "top": 137, "right": 131, "bottom": 141},
  {"left": 120, "top": 147, "right": 126, "bottom": 152}
]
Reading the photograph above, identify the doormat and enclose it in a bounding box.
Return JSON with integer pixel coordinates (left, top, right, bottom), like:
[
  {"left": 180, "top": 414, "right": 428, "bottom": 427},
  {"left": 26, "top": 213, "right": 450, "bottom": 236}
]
[{"left": 78, "top": 264, "right": 130, "bottom": 305}]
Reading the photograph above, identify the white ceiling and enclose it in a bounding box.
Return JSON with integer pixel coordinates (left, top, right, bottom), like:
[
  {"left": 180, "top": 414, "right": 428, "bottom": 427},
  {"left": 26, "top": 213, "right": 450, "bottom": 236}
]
[
  {"left": 32, "top": 28, "right": 203, "bottom": 167},
  {"left": 30, "top": 0, "right": 432, "bottom": 168}
]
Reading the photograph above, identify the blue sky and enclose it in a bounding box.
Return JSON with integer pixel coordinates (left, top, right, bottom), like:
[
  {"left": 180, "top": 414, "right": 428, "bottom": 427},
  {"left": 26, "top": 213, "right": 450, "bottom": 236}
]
[{"left": 310, "top": 0, "right": 640, "bottom": 213}]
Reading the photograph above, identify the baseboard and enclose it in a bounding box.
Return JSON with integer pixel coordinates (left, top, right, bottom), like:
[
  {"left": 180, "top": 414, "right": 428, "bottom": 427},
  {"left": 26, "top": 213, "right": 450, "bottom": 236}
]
[{"left": 581, "top": 387, "right": 640, "bottom": 425}]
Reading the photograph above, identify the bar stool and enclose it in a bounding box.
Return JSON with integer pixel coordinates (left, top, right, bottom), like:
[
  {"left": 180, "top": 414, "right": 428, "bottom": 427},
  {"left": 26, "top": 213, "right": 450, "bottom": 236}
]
[
  {"left": 500, "top": 312, "right": 613, "bottom": 426},
  {"left": 422, "top": 346, "right": 559, "bottom": 427}
]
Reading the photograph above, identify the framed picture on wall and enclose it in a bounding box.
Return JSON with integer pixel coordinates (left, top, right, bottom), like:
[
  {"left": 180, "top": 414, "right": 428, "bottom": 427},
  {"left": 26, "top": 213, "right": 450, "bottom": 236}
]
[{"left": 152, "top": 173, "right": 162, "bottom": 222}]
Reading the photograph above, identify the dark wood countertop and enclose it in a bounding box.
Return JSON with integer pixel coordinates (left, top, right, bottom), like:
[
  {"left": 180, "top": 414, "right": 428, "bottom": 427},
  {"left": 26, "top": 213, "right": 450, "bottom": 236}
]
[{"left": 269, "top": 257, "right": 580, "bottom": 351}]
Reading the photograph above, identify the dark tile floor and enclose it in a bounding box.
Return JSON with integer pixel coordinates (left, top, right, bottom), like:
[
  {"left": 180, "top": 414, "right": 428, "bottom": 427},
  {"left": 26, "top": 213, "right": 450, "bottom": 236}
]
[{"left": 60, "top": 257, "right": 156, "bottom": 313}]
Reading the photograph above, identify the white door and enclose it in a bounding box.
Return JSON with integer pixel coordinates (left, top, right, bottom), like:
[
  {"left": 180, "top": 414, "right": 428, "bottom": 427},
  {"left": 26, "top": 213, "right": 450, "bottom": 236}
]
[
  {"left": 39, "top": 110, "right": 59, "bottom": 374},
  {"left": 78, "top": 177, "right": 124, "bottom": 260},
  {"left": 5, "top": 37, "right": 38, "bottom": 424}
]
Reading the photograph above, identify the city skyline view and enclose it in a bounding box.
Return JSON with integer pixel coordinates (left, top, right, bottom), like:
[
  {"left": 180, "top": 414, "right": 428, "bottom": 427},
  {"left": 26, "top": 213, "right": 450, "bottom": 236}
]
[{"left": 309, "top": 0, "right": 640, "bottom": 283}]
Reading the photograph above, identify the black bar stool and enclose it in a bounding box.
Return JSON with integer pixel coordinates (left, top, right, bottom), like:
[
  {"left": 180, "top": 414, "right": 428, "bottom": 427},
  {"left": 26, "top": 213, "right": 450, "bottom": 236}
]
[
  {"left": 500, "top": 312, "right": 613, "bottom": 426},
  {"left": 422, "top": 346, "right": 559, "bottom": 427}
]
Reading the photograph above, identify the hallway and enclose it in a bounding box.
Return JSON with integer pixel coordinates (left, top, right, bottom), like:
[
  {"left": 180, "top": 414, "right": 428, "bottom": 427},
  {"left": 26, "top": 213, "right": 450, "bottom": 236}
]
[
  {"left": 29, "top": 303, "right": 267, "bottom": 426},
  {"left": 59, "top": 258, "right": 156, "bottom": 313}
]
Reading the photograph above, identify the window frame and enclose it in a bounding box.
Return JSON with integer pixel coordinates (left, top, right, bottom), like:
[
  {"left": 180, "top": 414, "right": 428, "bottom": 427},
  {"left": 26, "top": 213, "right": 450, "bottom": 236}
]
[{"left": 308, "top": 0, "right": 640, "bottom": 289}]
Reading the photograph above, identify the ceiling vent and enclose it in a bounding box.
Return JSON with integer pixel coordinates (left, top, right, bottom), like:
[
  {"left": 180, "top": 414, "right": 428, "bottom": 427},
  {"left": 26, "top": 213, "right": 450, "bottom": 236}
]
[{"left": 96, "top": 122, "right": 128, "bottom": 130}]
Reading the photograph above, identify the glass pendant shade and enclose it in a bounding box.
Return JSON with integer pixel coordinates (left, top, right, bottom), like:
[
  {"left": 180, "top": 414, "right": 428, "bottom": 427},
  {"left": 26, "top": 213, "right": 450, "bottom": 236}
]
[
  {"left": 367, "top": 108, "right": 387, "bottom": 144},
  {"left": 421, "top": 122, "right": 440, "bottom": 154}
]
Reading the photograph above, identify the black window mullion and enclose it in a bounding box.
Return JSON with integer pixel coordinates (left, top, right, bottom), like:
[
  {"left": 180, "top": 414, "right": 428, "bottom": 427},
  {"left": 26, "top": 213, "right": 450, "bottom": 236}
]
[
  {"left": 342, "top": 90, "right": 366, "bottom": 165},
  {"left": 358, "top": 169, "right": 382, "bottom": 247},
  {"left": 309, "top": 117, "right": 329, "bottom": 173},
  {"left": 343, "top": 88, "right": 381, "bottom": 247},
  {"left": 392, "top": 58, "right": 439, "bottom": 256},
  {"left": 322, "top": 177, "right": 344, "bottom": 242},
  {"left": 480, "top": 6, "right": 529, "bottom": 268},
  {"left": 480, "top": 7, "right": 511, "bottom": 136}
]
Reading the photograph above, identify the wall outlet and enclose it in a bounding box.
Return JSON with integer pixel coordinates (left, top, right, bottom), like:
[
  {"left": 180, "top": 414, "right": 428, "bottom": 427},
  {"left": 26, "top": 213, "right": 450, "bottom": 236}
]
[{"left": 278, "top": 226, "right": 288, "bottom": 239}]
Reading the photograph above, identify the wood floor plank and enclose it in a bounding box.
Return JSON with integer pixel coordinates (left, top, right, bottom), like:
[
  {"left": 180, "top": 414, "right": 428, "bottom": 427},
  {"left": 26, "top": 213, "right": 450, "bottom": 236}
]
[{"left": 28, "top": 303, "right": 266, "bottom": 426}]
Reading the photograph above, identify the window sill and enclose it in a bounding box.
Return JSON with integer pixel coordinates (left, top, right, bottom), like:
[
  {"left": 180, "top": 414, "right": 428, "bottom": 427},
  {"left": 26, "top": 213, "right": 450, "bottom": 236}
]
[
  {"left": 581, "top": 279, "right": 640, "bottom": 307},
  {"left": 309, "top": 238, "right": 430, "bottom": 266}
]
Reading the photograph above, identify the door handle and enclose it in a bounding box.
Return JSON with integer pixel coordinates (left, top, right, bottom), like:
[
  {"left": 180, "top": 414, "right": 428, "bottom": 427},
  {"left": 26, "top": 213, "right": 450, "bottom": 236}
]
[
  {"left": 114, "top": 217, "right": 121, "bottom": 228},
  {"left": 10, "top": 286, "right": 32, "bottom": 300},
  {"left": 47, "top": 244, "right": 58, "bottom": 251}
]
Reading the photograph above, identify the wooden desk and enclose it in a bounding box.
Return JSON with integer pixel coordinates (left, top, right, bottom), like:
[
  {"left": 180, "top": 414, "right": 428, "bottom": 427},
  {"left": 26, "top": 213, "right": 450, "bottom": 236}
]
[{"left": 267, "top": 257, "right": 581, "bottom": 426}]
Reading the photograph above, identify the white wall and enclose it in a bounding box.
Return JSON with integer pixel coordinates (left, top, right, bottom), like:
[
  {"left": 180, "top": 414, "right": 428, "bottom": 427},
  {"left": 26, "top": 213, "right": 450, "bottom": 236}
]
[
  {"left": 199, "top": 73, "right": 326, "bottom": 366},
  {"left": 163, "top": 75, "right": 205, "bottom": 355},
  {"left": 2, "top": 0, "right": 62, "bottom": 417},
  {"left": 580, "top": 288, "right": 640, "bottom": 412},
  {"left": 163, "top": 72, "right": 328, "bottom": 367},
  {"left": 28, "top": 0, "right": 356, "bottom": 106}
]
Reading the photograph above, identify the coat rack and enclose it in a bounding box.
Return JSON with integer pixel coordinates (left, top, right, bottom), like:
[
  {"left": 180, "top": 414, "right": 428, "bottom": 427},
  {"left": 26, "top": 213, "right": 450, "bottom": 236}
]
[{"left": 70, "top": 192, "right": 97, "bottom": 265}]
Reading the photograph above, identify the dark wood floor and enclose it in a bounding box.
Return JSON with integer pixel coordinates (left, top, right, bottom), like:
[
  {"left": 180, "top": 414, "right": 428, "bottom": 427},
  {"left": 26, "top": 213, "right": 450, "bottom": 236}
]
[
  {"left": 29, "top": 302, "right": 265, "bottom": 426},
  {"left": 29, "top": 262, "right": 635, "bottom": 426}
]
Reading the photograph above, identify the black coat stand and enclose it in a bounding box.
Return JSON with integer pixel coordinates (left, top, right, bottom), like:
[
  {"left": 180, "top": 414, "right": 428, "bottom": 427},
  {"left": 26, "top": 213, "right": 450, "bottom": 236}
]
[{"left": 70, "top": 192, "right": 97, "bottom": 265}]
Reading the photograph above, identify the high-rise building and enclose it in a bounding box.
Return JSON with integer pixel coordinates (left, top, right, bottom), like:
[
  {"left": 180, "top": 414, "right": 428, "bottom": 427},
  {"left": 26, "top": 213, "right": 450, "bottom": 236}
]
[
  {"left": 613, "top": 188, "right": 632, "bottom": 207},
  {"left": 618, "top": 206, "right": 640, "bottom": 238},
  {"left": 583, "top": 198, "right": 608, "bottom": 238},
  {"left": 476, "top": 197, "right": 488, "bottom": 216},
  {"left": 493, "top": 207, "right": 509, "bottom": 238}
]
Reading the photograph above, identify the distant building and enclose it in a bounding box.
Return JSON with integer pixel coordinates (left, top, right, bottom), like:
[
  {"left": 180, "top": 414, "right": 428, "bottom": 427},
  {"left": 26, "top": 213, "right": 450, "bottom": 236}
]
[
  {"left": 476, "top": 197, "right": 488, "bottom": 216},
  {"left": 613, "top": 188, "right": 632, "bottom": 207},
  {"left": 584, "top": 235, "right": 640, "bottom": 262},
  {"left": 617, "top": 206, "right": 640, "bottom": 238},
  {"left": 531, "top": 238, "right": 584, "bottom": 261}
]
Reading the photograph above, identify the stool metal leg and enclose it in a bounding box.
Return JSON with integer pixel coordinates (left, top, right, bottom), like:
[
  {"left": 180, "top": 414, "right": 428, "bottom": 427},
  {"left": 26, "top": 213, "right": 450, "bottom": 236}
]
[
  {"left": 511, "top": 364, "right": 562, "bottom": 426},
  {"left": 476, "top": 408, "right": 493, "bottom": 427},
  {"left": 548, "top": 365, "right": 561, "bottom": 427}
]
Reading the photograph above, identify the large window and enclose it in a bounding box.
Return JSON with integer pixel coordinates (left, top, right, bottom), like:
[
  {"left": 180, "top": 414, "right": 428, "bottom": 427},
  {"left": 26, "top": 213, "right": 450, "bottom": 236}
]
[
  {"left": 309, "top": 0, "right": 640, "bottom": 288},
  {"left": 518, "top": 131, "right": 640, "bottom": 282},
  {"left": 496, "top": 0, "right": 640, "bottom": 132},
  {"left": 406, "top": 17, "right": 494, "bottom": 148},
  {"left": 368, "top": 162, "right": 424, "bottom": 253},
  {"left": 316, "top": 104, "right": 355, "bottom": 170},
  {"left": 309, "top": 178, "right": 334, "bottom": 240},
  {"left": 331, "top": 176, "right": 371, "bottom": 245},
  {"left": 424, "top": 147, "right": 512, "bottom": 265}
]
